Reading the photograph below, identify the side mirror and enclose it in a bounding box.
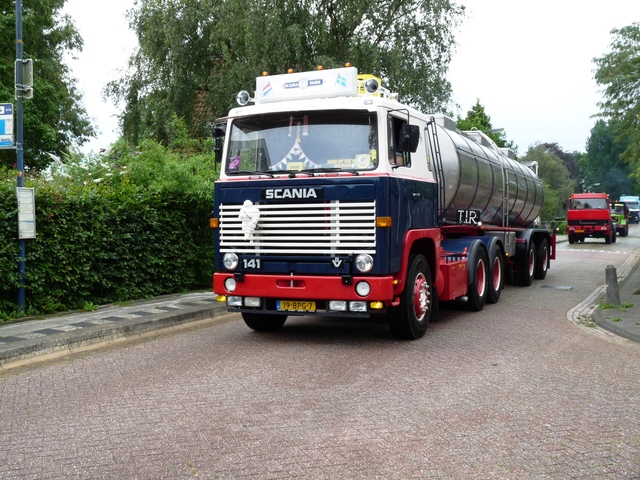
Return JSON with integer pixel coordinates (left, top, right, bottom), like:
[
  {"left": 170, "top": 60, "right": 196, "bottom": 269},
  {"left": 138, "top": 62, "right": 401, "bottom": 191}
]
[
  {"left": 212, "top": 124, "right": 226, "bottom": 166},
  {"left": 398, "top": 124, "right": 419, "bottom": 153}
]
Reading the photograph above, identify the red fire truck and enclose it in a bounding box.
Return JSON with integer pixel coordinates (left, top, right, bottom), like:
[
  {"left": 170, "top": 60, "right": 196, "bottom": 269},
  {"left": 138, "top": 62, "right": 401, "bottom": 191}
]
[{"left": 211, "top": 66, "right": 556, "bottom": 339}]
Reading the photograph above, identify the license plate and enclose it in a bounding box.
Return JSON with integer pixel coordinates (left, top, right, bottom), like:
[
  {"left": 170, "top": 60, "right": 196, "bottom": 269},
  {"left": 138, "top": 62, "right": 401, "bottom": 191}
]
[{"left": 277, "top": 300, "right": 316, "bottom": 312}]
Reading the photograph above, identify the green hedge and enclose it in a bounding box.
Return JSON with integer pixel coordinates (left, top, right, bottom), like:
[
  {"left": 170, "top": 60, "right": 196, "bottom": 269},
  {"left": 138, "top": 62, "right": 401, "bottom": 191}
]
[{"left": 0, "top": 138, "right": 216, "bottom": 319}]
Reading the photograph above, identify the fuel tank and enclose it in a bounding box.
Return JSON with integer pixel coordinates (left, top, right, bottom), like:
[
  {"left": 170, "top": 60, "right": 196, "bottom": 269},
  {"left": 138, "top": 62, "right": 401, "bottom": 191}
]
[{"left": 432, "top": 116, "right": 543, "bottom": 228}]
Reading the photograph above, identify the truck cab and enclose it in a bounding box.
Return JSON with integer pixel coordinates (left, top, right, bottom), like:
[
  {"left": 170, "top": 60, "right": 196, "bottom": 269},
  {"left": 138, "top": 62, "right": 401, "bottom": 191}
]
[
  {"left": 610, "top": 201, "right": 629, "bottom": 237},
  {"left": 619, "top": 195, "right": 640, "bottom": 224},
  {"left": 567, "top": 193, "right": 616, "bottom": 244}
]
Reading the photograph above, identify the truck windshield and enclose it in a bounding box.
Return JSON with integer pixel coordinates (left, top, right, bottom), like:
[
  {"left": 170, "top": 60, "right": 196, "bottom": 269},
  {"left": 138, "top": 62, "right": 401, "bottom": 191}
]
[
  {"left": 570, "top": 198, "right": 608, "bottom": 209},
  {"left": 225, "top": 110, "right": 377, "bottom": 174}
]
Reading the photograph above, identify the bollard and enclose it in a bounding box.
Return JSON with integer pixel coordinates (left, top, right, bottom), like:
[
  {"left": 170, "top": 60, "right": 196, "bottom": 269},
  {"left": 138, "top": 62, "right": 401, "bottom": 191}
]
[{"left": 605, "top": 264, "right": 621, "bottom": 306}]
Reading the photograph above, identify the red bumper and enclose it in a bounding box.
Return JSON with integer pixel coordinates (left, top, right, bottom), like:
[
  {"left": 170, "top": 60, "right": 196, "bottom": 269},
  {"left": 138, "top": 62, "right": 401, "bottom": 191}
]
[{"left": 214, "top": 273, "right": 395, "bottom": 302}]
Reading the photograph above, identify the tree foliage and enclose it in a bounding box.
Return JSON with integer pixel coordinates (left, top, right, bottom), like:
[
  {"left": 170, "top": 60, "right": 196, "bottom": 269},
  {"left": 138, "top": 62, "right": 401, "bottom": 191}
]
[
  {"left": 519, "top": 143, "right": 576, "bottom": 220},
  {"left": 1, "top": 119, "right": 217, "bottom": 319},
  {"left": 106, "top": 0, "right": 465, "bottom": 145},
  {"left": 456, "top": 99, "right": 517, "bottom": 153},
  {"left": 593, "top": 22, "right": 640, "bottom": 171},
  {"left": 0, "top": 0, "right": 95, "bottom": 171},
  {"left": 579, "top": 119, "right": 635, "bottom": 199}
]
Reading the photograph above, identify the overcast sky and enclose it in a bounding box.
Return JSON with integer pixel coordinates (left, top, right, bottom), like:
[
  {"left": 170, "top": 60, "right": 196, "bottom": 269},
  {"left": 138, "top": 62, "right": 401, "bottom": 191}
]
[{"left": 64, "top": 0, "right": 640, "bottom": 155}]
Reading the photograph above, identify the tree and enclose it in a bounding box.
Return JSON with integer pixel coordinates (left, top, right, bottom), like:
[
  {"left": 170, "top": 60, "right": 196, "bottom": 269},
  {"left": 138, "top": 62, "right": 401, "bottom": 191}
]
[
  {"left": 593, "top": 22, "right": 640, "bottom": 171},
  {"left": 578, "top": 119, "right": 635, "bottom": 199},
  {"left": 106, "top": 0, "right": 465, "bottom": 146},
  {"left": 456, "top": 100, "right": 518, "bottom": 153},
  {"left": 519, "top": 143, "right": 576, "bottom": 220},
  {"left": 0, "top": 0, "right": 95, "bottom": 171}
]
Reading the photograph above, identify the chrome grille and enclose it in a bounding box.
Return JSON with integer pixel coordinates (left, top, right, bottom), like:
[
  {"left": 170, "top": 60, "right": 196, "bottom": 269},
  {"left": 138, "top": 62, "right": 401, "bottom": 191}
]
[{"left": 219, "top": 201, "right": 377, "bottom": 254}]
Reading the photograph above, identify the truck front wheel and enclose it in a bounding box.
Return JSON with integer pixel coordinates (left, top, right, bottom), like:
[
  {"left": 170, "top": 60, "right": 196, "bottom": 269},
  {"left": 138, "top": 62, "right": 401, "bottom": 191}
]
[
  {"left": 389, "top": 253, "right": 433, "bottom": 340},
  {"left": 242, "top": 312, "right": 287, "bottom": 331}
]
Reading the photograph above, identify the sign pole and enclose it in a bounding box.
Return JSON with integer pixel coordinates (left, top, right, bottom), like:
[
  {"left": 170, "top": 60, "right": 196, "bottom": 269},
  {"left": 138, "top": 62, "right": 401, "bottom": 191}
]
[{"left": 16, "top": 0, "right": 26, "bottom": 312}]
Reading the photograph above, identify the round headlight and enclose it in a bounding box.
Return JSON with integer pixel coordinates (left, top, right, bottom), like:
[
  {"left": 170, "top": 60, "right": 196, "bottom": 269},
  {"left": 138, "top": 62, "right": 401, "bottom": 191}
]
[
  {"left": 236, "top": 90, "right": 251, "bottom": 106},
  {"left": 355, "top": 254, "right": 374, "bottom": 273},
  {"left": 364, "top": 78, "right": 379, "bottom": 94},
  {"left": 223, "top": 252, "right": 239, "bottom": 270},
  {"left": 224, "top": 277, "right": 237, "bottom": 292},
  {"left": 355, "top": 281, "right": 371, "bottom": 297}
]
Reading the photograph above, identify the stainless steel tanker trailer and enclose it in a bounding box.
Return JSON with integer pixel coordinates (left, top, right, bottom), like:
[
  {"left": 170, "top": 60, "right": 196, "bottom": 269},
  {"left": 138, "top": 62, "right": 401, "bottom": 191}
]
[{"left": 211, "top": 66, "right": 556, "bottom": 339}]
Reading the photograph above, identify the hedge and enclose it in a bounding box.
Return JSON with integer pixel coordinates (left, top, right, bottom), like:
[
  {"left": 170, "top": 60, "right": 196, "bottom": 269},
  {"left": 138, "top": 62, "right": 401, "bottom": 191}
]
[{"left": 0, "top": 139, "right": 217, "bottom": 319}]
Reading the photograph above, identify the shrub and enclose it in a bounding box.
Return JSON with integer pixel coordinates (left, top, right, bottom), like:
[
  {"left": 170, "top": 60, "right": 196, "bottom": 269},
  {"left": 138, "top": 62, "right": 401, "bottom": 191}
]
[{"left": 0, "top": 136, "right": 217, "bottom": 320}]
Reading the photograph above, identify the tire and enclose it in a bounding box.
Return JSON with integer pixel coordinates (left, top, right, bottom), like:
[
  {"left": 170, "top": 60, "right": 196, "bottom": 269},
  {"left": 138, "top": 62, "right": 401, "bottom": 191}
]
[
  {"left": 389, "top": 253, "right": 434, "bottom": 340},
  {"left": 612, "top": 229, "right": 617, "bottom": 243},
  {"left": 516, "top": 240, "right": 535, "bottom": 286},
  {"left": 486, "top": 242, "right": 504, "bottom": 304},
  {"left": 467, "top": 245, "right": 489, "bottom": 311},
  {"left": 242, "top": 312, "right": 287, "bottom": 331},
  {"left": 568, "top": 234, "right": 576, "bottom": 244},
  {"left": 623, "top": 226, "right": 628, "bottom": 237},
  {"left": 605, "top": 233, "right": 611, "bottom": 244},
  {"left": 534, "top": 238, "right": 549, "bottom": 280}
]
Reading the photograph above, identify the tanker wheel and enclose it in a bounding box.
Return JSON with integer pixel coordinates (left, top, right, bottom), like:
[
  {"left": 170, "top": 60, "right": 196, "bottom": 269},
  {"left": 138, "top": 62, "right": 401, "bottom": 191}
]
[
  {"left": 487, "top": 243, "right": 504, "bottom": 304},
  {"left": 389, "top": 253, "right": 433, "bottom": 340},
  {"left": 516, "top": 241, "right": 535, "bottom": 287},
  {"left": 534, "top": 238, "right": 549, "bottom": 280},
  {"left": 467, "top": 246, "right": 488, "bottom": 311},
  {"left": 242, "top": 312, "right": 287, "bottom": 331}
]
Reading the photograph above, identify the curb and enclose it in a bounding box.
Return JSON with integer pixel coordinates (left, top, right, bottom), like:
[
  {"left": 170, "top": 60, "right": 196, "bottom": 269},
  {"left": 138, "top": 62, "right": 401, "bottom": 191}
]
[{"left": 0, "top": 303, "right": 228, "bottom": 370}]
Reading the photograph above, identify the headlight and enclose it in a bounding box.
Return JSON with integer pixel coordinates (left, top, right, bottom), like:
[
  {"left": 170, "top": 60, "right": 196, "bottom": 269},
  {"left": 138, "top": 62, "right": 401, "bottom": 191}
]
[
  {"left": 223, "top": 253, "right": 239, "bottom": 270},
  {"left": 355, "top": 254, "right": 374, "bottom": 273},
  {"left": 236, "top": 90, "right": 251, "bottom": 106},
  {"left": 227, "top": 296, "right": 242, "bottom": 306},
  {"left": 355, "top": 281, "right": 371, "bottom": 297},
  {"left": 329, "top": 300, "right": 347, "bottom": 311},
  {"left": 224, "top": 277, "right": 237, "bottom": 292},
  {"left": 349, "top": 301, "right": 367, "bottom": 312}
]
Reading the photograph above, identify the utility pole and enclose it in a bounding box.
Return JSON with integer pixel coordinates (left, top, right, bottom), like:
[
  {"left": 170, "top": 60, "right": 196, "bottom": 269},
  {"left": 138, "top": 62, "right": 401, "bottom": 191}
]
[
  {"left": 15, "top": 0, "right": 35, "bottom": 313},
  {"left": 15, "top": 0, "right": 28, "bottom": 311}
]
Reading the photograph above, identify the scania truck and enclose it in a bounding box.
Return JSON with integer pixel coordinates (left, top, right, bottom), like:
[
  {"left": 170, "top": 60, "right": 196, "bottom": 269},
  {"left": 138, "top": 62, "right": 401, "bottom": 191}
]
[{"left": 211, "top": 66, "right": 556, "bottom": 339}]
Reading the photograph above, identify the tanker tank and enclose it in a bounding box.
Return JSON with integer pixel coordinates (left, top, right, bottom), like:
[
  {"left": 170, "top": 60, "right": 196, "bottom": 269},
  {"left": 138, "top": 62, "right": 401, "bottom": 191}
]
[{"left": 432, "top": 116, "right": 544, "bottom": 228}]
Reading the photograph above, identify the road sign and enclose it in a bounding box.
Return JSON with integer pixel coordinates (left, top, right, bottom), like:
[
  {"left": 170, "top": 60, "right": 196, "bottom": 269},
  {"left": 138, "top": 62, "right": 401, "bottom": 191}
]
[
  {"left": 0, "top": 103, "right": 14, "bottom": 148},
  {"left": 17, "top": 187, "right": 36, "bottom": 239}
]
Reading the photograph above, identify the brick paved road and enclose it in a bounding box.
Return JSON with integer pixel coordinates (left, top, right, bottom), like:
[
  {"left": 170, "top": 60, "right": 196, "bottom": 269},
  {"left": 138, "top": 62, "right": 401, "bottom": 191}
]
[{"left": 0, "top": 246, "right": 639, "bottom": 479}]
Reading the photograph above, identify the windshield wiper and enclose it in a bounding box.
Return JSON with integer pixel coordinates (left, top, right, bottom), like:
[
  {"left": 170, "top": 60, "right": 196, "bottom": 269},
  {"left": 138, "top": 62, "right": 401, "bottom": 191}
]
[
  {"left": 298, "top": 167, "right": 341, "bottom": 174},
  {"left": 228, "top": 170, "right": 274, "bottom": 178}
]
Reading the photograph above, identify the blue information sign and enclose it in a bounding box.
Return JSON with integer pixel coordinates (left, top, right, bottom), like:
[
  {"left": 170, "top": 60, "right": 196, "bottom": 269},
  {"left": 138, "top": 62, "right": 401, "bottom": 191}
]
[{"left": 0, "top": 103, "right": 14, "bottom": 147}]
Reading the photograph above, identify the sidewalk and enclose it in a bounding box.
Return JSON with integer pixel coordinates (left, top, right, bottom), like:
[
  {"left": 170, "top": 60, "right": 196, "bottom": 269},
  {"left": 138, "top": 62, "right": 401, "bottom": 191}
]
[
  {"left": 591, "top": 258, "right": 640, "bottom": 342},
  {"left": 0, "top": 292, "right": 228, "bottom": 370},
  {"left": 1, "top": 241, "right": 639, "bottom": 369}
]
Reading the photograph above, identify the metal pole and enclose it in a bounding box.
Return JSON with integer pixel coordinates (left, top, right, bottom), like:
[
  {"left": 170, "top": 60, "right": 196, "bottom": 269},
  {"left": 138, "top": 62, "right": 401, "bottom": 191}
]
[{"left": 16, "top": 0, "right": 26, "bottom": 311}]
